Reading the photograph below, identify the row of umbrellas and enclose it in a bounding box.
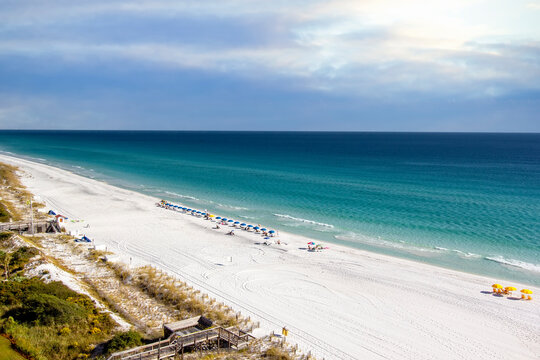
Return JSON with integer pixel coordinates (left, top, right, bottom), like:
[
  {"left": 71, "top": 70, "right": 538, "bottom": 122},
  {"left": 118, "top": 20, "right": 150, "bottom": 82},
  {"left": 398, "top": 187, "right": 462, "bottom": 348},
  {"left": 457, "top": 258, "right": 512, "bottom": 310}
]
[
  {"left": 492, "top": 284, "right": 533, "bottom": 299},
  {"left": 161, "top": 201, "right": 276, "bottom": 235}
]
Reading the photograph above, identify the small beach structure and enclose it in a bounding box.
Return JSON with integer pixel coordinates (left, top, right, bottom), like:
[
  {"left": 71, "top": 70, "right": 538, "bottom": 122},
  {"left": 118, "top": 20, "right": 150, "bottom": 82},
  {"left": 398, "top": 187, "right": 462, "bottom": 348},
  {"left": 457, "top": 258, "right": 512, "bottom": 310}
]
[
  {"left": 520, "top": 289, "right": 533, "bottom": 300},
  {"left": 163, "top": 315, "right": 213, "bottom": 338},
  {"left": 48, "top": 210, "right": 56, "bottom": 215},
  {"left": 55, "top": 214, "right": 68, "bottom": 224}
]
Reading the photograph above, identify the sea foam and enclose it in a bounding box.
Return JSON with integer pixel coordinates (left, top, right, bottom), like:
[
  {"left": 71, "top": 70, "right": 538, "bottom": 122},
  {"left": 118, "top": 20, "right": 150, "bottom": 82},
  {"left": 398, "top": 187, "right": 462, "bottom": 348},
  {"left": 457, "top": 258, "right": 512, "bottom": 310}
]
[
  {"left": 485, "top": 256, "right": 540, "bottom": 273},
  {"left": 274, "top": 214, "right": 334, "bottom": 228}
]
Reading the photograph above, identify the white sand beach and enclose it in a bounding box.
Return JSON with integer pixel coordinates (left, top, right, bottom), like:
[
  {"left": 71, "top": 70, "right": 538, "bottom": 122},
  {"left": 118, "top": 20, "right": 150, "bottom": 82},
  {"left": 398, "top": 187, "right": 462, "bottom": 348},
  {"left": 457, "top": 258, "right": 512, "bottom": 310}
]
[{"left": 1, "top": 154, "right": 539, "bottom": 360}]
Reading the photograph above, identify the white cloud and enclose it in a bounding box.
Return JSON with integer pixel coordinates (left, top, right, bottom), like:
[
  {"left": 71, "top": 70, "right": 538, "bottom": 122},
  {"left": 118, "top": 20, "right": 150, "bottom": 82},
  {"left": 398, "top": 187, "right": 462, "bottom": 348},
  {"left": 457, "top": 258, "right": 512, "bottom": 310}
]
[{"left": 0, "top": 0, "right": 539, "bottom": 99}]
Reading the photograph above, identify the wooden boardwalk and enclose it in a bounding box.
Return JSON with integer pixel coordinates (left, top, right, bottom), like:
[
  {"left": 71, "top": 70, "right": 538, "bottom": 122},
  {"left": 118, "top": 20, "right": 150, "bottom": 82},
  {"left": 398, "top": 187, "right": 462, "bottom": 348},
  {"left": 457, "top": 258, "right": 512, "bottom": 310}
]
[
  {"left": 0, "top": 220, "right": 61, "bottom": 233},
  {"left": 107, "top": 327, "right": 254, "bottom": 360}
]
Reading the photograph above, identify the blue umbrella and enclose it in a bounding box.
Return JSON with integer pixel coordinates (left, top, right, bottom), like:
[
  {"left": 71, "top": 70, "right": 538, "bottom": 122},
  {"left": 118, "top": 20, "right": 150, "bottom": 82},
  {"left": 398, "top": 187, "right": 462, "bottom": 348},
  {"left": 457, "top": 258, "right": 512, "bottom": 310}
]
[
  {"left": 234, "top": 221, "right": 240, "bottom": 224},
  {"left": 228, "top": 220, "right": 233, "bottom": 223},
  {"left": 202, "top": 213, "right": 206, "bottom": 216},
  {"left": 269, "top": 230, "right": 275, "bottom": 233},
  {"left": 240, "top": 223, "right": 246, "bottom": 226},
  {"left": 216, "top": 217, "right": 221, "bottom": 219},
  {"left": 261, "top": 228, "right": 267, "bottom": 231},
  {"left": 254, "top": 226, "right": 260, "bottom": 230},
  {"left": 187, "top": 209, "right": 192, "bottom": 212},
  {"left": 247, "top": 225, "right": 253, "bottom": 228},
  {"left": 197, "top": 211, "right": 201, "bottom": 213},
  {"left": 222, "top": 218, "right": 228, "bottom": 221}
]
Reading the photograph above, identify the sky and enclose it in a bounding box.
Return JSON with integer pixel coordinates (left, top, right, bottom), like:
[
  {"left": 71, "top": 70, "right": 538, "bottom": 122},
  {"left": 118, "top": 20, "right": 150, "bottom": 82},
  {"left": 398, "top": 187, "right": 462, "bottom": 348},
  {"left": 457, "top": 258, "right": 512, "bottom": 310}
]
[{"left": 0, "top": 0, "right": 539, "bottom": 131}]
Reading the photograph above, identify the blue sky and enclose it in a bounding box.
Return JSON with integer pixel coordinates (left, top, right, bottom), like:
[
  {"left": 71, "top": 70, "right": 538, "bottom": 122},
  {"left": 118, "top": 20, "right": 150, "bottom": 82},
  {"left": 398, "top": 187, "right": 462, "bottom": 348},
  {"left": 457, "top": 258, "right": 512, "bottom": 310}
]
[{"left": 0, "top": 0, "right": 539, "bottom": 131}]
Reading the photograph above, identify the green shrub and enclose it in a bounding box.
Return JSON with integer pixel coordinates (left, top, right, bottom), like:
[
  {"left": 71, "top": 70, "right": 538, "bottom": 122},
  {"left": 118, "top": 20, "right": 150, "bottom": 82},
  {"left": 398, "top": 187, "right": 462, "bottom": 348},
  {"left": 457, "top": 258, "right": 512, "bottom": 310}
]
[
  {"left": 7, "top": 293, "right": 86, "bottom": 326},
  {"left": 105, "top": 330, "right": 143, "bottom": 354}
]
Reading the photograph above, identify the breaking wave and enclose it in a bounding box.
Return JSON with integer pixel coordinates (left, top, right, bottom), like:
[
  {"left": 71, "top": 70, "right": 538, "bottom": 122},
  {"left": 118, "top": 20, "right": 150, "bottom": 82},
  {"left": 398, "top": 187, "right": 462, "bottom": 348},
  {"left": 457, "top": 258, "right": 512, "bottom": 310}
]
[
  {"left": 274, "top": 214, "right": 334, "bottom": 228},
  {"left": 485, "top": 256, "right": 540, "bottom": 273},
  {"left": 164, "top": 191, "right": 199, "bottom": 201}
]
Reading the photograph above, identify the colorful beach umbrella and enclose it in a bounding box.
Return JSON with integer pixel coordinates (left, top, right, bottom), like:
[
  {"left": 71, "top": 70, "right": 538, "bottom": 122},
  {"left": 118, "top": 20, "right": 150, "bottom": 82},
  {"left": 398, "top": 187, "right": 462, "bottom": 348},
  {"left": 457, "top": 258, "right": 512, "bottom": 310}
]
[
  {"left": 234, "top": 221, "right": 240, "bottom": 224},
  {"left": 247, "top": 225, "right": 253, "bottom": 227},
  {"left": 269, "top": 230, "right": 275, "bottom": 233},
  {"left": 521, "top": 289, "right": 533, "bottom": 294},
  {"left": 228, "top": 220, "right": 233, "bottom": 222},
  {"left": 505, "top": 286, "right": 517, "bottom": 291},
  {"left": 308, "top": 241, "right": 315, "bottom": 245},
  {"left": 222, "top": 218, "right": 228, "bottom": 221},
  {"left": 261, "top": 228, "right": 267, "bottom": 231},
  {"left": 492, "top": 284, "right": 503, "bottom": 289},
  {"left": 240, "top": 223, "right": 246, "bottom": 226},
  {"left": 216, "top": 217, "right": 221, "bottom": 219}
]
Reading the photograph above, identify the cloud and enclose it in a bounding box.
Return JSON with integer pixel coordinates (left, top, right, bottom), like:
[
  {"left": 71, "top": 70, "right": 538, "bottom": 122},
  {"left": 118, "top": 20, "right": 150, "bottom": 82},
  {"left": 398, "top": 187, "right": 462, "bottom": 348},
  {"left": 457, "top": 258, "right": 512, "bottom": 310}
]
[{"left": 0, "top": 0, "right": 539, "bottom": 130}]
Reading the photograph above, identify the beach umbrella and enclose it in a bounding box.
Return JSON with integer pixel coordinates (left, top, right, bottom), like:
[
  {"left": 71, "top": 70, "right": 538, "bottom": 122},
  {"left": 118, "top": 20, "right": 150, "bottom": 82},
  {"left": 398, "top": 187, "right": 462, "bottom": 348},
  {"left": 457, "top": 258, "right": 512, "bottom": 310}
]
[
  {"left": 492, "top": 284, "right": 502, "bottom": 289},
  {"left": 240, "top": 223, "right": 246, "bottom": 226},
  {"left": 202, "top": 213, "right": 206, "bottom": 216},
  {"left": 269, "top": 230, "right": 275, "bottom": 233},
  {"left": 222, "top": 218, "right": 228, "bottom": 221},
  {"left": 187, "top": 209, "right": 192, "bottom": 211},
  {"left": 234, "top": 221, "right": 240, "bottom": 224},
  {"left": 247, "top": 225, "right": 253, "bottom": 227},
  {"left": 209, "top": 214, "right": 215, "bottom": 217},
  {"left": 254, "top": 226, "right": 260, "bottom": 230},
  {"left": 216, "top": 217, "right": 221, "bottom": 219},
  {"left": 521, "top": 289, "right": 533, "bottom": 294},
  {"left": 261, "top": 228, "right": 267, "bottom": 231},
  {"left": 505, "top": 286, "right": 517, "bottom": 291},
  {"left": 228, "top": 220, "right": 233, "bottom": 222}
]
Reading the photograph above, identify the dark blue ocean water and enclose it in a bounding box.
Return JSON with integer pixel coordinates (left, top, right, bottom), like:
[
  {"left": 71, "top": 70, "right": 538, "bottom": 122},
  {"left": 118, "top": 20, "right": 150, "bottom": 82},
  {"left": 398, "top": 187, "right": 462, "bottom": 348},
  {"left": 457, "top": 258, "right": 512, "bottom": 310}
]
[{"left": 1, "top": 131, "right": 539, "bottom": 285}]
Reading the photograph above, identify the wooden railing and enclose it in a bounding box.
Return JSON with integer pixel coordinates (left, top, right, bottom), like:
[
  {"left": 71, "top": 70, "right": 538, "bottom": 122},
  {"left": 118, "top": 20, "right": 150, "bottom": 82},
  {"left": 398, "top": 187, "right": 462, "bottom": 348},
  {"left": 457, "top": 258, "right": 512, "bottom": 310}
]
[{"left": 107, "top": 327, "right": 255, "bottom": 360}]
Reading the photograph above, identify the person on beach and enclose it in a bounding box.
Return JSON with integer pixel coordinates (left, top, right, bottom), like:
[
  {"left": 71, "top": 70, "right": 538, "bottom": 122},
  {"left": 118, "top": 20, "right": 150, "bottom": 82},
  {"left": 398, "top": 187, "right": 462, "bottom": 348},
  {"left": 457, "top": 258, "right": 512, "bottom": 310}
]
[
  {"left": 214, "top": 224, "right": 220, "bottom": 229},
  {"left": 226, "top": 230, "right": 235, "bottom": 236}
]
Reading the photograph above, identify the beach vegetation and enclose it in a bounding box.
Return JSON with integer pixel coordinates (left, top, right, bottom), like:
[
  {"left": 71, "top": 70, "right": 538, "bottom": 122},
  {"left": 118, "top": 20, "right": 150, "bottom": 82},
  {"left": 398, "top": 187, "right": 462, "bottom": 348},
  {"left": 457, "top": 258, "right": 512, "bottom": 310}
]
[
  {"left": 0, "top": 335, "right": 26, "bottom": 360},
  {"left": 0, "top": 203, "right": 10, "bottom": 223},
  {"left": 0, "top": 278, "right": 116, "bottom": 360},
  {"left": 104, "top": 330, "right": 143, "bottom": 354},
  {"left": 108, "top": 263, "right": 239, "bottom": 327},
  {"left": 263, "top": 347, "right": 293, "bottom": 359}
]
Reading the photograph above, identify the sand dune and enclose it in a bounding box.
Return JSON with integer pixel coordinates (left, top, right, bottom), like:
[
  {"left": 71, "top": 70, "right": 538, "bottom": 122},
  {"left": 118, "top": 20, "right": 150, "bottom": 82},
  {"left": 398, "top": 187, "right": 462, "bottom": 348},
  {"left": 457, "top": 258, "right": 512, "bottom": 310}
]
[{"left": 2, "top": 154, "right": 538, "bottom": 360}]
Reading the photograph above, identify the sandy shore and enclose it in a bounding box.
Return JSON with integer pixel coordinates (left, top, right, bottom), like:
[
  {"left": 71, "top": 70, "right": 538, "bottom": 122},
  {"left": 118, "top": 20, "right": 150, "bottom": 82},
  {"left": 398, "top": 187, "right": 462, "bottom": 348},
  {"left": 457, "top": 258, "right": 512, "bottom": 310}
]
[{"left": 1, "top": 154, "right": 539, "bottom": 360}]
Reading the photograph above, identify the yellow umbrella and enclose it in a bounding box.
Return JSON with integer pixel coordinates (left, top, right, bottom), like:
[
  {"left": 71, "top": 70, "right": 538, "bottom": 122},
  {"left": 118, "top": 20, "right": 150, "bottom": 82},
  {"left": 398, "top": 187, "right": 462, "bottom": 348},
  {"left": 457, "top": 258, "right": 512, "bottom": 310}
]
[
  {"left": 505, "top": 286, "right": 517, "bottom": 291},
  {"left": 521, "top": 289, "right": 533, "bottom": 294},
  {"left": 492, "top": 284, "right": 503, "bottom": 289},
  {"left": 209, "top": 214, "right": 215, "bottom": 217}
]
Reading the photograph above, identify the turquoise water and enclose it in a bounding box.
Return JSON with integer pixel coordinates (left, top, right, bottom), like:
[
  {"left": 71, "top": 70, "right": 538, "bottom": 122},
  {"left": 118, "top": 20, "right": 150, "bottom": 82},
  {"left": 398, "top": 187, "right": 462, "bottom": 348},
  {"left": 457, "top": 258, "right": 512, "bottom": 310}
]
[{"left": 0, "top": 131, "right": 539, "bottom": 285}]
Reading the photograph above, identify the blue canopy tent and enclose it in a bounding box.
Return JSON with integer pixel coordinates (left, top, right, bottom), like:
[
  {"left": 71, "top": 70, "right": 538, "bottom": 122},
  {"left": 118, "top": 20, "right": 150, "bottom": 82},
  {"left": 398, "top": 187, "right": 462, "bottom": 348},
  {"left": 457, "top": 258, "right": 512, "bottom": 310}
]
[{"left": 75, "top": 236, "right": 92, "bottom": 243}]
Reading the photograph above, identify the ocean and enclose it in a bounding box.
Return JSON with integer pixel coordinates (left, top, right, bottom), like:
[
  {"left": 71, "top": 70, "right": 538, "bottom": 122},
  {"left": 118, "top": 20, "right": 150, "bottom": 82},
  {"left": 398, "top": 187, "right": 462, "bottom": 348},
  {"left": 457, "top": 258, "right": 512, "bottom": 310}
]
[{"left": 0, "top": 131, "right": 539, "bottom": 285}]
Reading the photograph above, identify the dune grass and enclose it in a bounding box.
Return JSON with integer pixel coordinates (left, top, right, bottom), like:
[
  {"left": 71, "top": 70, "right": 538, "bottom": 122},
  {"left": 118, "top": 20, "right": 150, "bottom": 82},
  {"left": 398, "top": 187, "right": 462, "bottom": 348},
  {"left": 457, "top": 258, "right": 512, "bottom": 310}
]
[{"left": 109, "top": 263, "right": 240, "bottom": 328}]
